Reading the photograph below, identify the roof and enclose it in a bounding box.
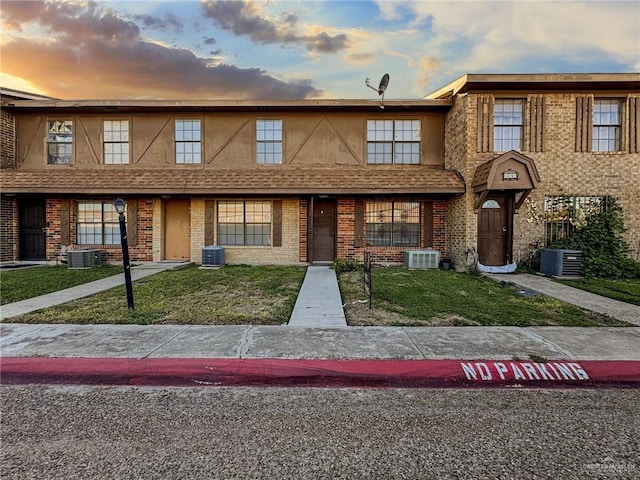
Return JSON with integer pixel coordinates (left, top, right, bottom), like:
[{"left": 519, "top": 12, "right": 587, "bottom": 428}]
[
  {"left": 425, "top": 73, "right": 640, "bottom": 99},
  {"left": 0, "top": 87, "right": 55, "bottom": 102},
  {"left": 1, "top": 98, "right": 452, "bottom": 115},
  {"left": 0, "top": 166, "right": 465, "bottom": 196}
]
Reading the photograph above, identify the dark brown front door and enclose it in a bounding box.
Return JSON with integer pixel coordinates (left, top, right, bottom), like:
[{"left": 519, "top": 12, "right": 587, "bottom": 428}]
[
  {"left": 20, "top": 198, "right": 46, "bottom": 260},
  {"left": 312, "top": 200, "right": 336, "bottom": 262},
  {"left": 477, "top": 196, "right": 509, "bottom": 266}
]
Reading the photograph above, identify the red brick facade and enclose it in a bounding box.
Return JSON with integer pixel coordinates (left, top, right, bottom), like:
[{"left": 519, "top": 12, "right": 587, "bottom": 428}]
[{"left": 44, "top": 198, "right": 154, "bottom": 263}]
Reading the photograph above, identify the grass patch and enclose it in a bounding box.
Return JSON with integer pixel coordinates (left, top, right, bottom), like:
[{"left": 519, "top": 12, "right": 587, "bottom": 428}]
[
  {"left": 1, "top": 265, "right": 123, "bottom": 305},
  {"left": 339, "top": 267, "right": 627, "bottom": 327},
  {"left": 554, "top": 277, "right": 640, "bottom": 306},
  {"left": 6, "top": 265, "right": 306, "bottom": 325}
]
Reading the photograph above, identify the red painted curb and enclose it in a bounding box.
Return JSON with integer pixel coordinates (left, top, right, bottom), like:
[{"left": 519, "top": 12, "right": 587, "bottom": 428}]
[{"left": 1, "top": 358, "right": 639, "bottom": 388}]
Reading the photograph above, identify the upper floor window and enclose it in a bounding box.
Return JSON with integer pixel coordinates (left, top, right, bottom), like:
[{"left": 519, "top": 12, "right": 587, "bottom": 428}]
[
  {"left": 47, "top": 120, "right": 73, "bottom": 165},
  {"left": 593, "top": 99, "right": 622, "bottom": 152},
  {"left": 175, "top": 119, "right": 201, "bottom": 164},
  {"left": 104, "top": 120, "right": 130, "bottom": 164},
  {"left": 365, "top": 200, "right": 420, "bottom": 246},
  {"left": 77, "top": 201, "right": 119, "bottom": 245},
  {"left": 256, "top": 119, "right": 282, "bottom": 164},
  {"left": 367, "top": 120, "right": 421, "bottom": 164},
  {"left": 218, "top": 200, "right": 271, "bottom": 246},
  {"left": 494, "top": 99, "right": 523, "bottom": 151}
]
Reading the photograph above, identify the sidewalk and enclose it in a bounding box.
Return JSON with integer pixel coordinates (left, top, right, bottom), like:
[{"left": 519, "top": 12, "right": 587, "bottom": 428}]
[
  {"left": 485, "top": 273, "right": 640, "bottom": 326},
  {"left": 1, "top": 265, "right": 639, "bottom": 388}
]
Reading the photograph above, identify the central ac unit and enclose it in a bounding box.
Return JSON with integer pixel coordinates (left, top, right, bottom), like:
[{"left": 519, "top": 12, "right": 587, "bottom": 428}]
[
  {"left": 540, "top": 249, "right": 583, "bottom": 277},
  {"left": 404, "top": 249, "right": 440, "bottom": 269},
  {"left": 202, "top": 245, "right": 225, "bottom": 267},
  {"left": 67, "top": 249, "right": 102, "bottom": 269}
]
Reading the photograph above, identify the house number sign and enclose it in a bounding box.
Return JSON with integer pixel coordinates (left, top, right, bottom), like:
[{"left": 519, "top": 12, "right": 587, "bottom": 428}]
[{"left": 501, "top": 170, "right": 519, "bottom": 181}]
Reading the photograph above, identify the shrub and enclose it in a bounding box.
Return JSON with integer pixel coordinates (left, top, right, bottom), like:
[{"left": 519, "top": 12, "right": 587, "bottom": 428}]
[
  {"left": 331, "top": 258, "right": 362, "bottom": 275},
  {"left": 549, "top": 197, "right": 640, "bottom": 278}
]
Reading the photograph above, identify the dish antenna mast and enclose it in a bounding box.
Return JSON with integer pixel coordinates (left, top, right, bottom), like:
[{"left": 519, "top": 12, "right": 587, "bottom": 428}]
[{"left": 365, "top": 73, "right": 389, "bottom": 109}]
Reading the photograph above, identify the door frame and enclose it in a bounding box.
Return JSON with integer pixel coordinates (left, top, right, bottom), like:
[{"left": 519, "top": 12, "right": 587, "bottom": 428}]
[
  {"left": 476, "top": 193, "right": 514, "bottom": 266},
  {"left": 308, "top": 196, "right": 337, "bottom": 264}
]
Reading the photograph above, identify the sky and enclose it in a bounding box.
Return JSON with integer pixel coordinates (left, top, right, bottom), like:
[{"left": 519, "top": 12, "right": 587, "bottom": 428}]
[{"left": 1, "top": 0, "right": 639, "bottom": 100}]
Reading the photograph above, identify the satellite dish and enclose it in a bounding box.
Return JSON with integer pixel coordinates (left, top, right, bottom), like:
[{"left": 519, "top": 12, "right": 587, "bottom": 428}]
[{"left": 365, "top": 73, "right": 390, "bottom": 109}]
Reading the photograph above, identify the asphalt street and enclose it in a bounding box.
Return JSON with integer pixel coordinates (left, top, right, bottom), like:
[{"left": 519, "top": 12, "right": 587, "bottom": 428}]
[{"left": 2, "top": 385, "right": 639, "bottom": 480}]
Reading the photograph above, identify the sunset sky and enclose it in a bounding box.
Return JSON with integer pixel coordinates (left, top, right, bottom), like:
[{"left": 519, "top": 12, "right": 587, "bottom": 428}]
[{"left": 1, "top": 0, "right": 639, "bottom": 100}]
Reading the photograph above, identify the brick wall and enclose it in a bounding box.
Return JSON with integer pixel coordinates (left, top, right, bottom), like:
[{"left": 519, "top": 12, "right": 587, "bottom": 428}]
[
  {"left": 444, "top": 94, "right": 475, "bottom": 267},
  {"left": 219, "top": 198, "right": 301, "bottom": 264},
  {"left": 1, "top": 109, "right": 16, "bottom": 170},
  {"left": 46, "top": 198, "right": 154, "bottom": 264},
  {"left": 299, "top": 199, "right": 308, "bottom": 262},
  {"left": 336, "top": 198, "right": 448, "bottom": 265},
  {"left": 0, "top": 196, "right": 18, "bottom": 261},
  {"left": 444, "top": 92, "right": 640, "bottom": 267}
]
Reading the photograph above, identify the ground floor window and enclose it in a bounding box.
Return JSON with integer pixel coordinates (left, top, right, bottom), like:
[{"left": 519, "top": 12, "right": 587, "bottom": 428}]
[
  {"left": 544, "top": 195, "right": 608, "bottom": 244},
  {"left": 218, "top": 201, "right": 271, "bottom": 246},
  {"left": 77, "top": 201, "right": 119, "bottom": 245},
  {"left": 365, "top": 200, "right": 420, "bottom": 247}
]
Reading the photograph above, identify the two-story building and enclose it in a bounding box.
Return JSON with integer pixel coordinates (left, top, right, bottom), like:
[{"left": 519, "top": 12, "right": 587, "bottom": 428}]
[{"left": 1, "top": 73, "right": 639, "bottom": 270}]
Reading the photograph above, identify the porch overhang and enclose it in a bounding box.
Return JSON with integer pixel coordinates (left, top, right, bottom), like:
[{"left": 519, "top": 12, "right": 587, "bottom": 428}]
[
  {"left": 0, "top": 166, "right": 466, "bottom": 197},
  {"left": 471, "top": 150, "right": 541, "bottom": 213}
]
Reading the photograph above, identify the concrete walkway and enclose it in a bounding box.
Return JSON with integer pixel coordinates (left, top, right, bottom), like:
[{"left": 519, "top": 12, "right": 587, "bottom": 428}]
[
  {"left": 288, "top": 266, "right": 347, "bottom": 327},
  {"left": 486, "top": 273, "right": 640, "bottom": 326}
]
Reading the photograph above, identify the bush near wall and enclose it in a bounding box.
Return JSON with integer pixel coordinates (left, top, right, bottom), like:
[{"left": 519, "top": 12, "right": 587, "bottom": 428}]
[{"left": 549, "top": 197, "right": 640, "bottom": 279}]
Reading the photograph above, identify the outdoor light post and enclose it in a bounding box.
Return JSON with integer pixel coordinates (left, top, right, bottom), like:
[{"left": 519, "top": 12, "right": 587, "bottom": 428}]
[{"left": 114, "top": 198, "right": 134, "bottom": 311}]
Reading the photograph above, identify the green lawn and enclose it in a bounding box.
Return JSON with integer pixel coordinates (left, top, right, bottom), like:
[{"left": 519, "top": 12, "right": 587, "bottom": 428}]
[
  {"left": 1, "top": 265, "right": 123, "bottom": 305},
  {"left": 4, "top": 265, "right": 306, "bottom": 325},
  {"left": 2, "top": 264, "right": 629, "bottom": 327},
  {"left": 555, "top": 277, "right": 640, "bottom": 306},
  {"left": 339, "top": 267, "right": 627, "bottom": 327}
]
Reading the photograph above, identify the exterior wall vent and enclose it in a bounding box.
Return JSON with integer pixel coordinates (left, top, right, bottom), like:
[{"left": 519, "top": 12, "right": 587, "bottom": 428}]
[
  {"left": 404, "top": 249, "right": 440, "bottom": 269},
  {"left": 67, "top": 249, "right": 102, "bottom": 269},
  {"left": 202, "top": 245, "right": 225, "bottom": 267},
  {"left": 540, "top": 249, "right": 583, "bottom": 277}
]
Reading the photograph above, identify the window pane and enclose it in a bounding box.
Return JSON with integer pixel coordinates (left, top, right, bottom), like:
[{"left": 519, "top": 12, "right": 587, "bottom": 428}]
[
  {"left": 257, "top": 120, "right": 283, "bottom": 164},
  {"left": 217, "top": 201, "right": 271, "bottom": 246},
  {"left": 175, "top": 119, "right": 201, "bottom": 163},
  {"left": 104, "top": 120, "right": 130, "bottom": 164},
  {"left": 593, "top": 100, "right": 621, "bottom": 152},
  {"left": 367, "top": 142, "right": 393, "bottom": 164},
  {"left": 77, "top": 202, "right": 120, "bottom": 245},
  {"left": 47, "top": 120, "right": 73, "bottom": 142},
  {"left": 366, "top": 200, "right": 419, "bottom": 247},
  {"left": 494, "top": 100, "right": 523, "bottom": 151}
]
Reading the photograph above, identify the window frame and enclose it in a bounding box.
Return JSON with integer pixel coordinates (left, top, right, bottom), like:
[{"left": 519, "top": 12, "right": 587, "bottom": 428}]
[
  {"left": 592, "top": 98, "right": 622, "bottom": 152},
  {"left": 76, "top": 201, "right": 120, "bottom": 245},
  {"left": 493, "top": 98, "right": 524, "bottom": 152},
  {"left": 366, "top": 119, "right": 421, "bottom": 165},
  {"left": 217, "top": 200, "right": 272, "bottom": 246},
  {"left": 47, "top": 119, "right": 73, "bottom": 165},
  {"left": 256, "top": 119, "right": 283, "bottom": 164},
  {"left": 365, "top": 200, "right": 421, "bottom": 247},
  {"left": 103, "top": 119, "right": 130, "bottom": 165},
  {"left": 175, "top": 118, "right": 202, "bottom": 164}
]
